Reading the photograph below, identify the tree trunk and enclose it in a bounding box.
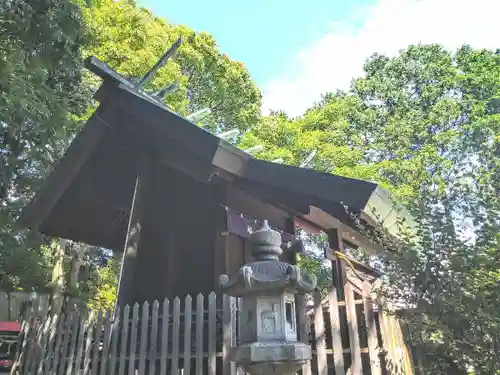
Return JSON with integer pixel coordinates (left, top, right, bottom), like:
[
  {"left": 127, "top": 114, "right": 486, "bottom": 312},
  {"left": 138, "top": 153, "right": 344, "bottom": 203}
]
[{"left": 50, "top": 239, "right": 66, "bottom": 315}]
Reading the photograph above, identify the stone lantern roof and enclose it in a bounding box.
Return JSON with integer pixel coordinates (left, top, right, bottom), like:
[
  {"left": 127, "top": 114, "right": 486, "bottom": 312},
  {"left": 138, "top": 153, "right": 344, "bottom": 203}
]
[{"left": 219, "top": 221, "right": 317, "bottom": 297}]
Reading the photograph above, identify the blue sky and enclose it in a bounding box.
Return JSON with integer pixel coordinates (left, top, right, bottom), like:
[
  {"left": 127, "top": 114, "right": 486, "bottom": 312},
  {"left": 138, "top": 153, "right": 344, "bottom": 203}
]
[
  {"left": 138, "top": 0, "right": 499, "bottom": 116},
  {"left": 138, "top": 0, "right": 373, "bottom": 86}
]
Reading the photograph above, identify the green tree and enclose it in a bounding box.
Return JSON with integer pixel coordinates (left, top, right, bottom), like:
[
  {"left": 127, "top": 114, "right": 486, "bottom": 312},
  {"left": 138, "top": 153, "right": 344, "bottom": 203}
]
[
  {"left": 365, "top": 46, "right": 500, "bottom": 374},
  {"left": 245, "top": 44, "right": 500, "bottom": 373},
  {"left": 69, "top": 0, "right": 263, "bottom": 309},
  {"left": 79, "top": 252, "right": 120, "bottom": 311},
  {"left": 80, "top": 0, "right": 261, "bottom": 132},
  {"left": 0, "top": 0, "right": 261, "bottom": 305},
  {"left": 0, "top": 0, "right": 92, "bottom": 292}
]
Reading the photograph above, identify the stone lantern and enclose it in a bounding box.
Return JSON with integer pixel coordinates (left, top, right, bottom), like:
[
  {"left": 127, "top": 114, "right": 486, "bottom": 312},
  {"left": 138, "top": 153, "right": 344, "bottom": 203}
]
[{"left": 220, "top": 220, "right": 317, "bottom": 375}]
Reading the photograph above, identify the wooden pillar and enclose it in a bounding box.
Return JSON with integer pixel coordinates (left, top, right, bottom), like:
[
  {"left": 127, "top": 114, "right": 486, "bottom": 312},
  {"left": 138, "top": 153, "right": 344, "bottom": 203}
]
[
  {"left": 115, "top": 154, "right": 151, "bottom": 310},
  {"left": 211, "top": 183, "right": 228, "bottom": 295},
  {"left": 327, "top": 229, "right": 344, "bottom": 374},
  {"left": 327, "top": 228, "right": 345, "bottom": 300},
  {"left": 327, "top": 228, "right": 364, "bottom": 373}
]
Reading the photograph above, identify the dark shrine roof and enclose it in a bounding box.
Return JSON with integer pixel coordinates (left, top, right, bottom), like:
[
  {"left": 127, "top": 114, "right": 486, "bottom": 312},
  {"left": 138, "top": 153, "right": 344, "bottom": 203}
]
[{"left": 18, "top": 56, "right": 412, "bottom": 250}]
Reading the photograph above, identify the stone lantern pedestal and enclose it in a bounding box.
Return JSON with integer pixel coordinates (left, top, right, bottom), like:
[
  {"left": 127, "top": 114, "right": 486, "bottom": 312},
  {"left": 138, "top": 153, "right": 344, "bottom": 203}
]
[{"left": 220, "top": 221, "right": 317, "bottom": 375}]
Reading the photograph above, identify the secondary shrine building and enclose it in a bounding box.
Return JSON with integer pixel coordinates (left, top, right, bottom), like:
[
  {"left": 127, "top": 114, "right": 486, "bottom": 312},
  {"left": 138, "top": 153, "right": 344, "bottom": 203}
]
[{"left": 18, "top": 56, "right": 411, "bottom": 309}]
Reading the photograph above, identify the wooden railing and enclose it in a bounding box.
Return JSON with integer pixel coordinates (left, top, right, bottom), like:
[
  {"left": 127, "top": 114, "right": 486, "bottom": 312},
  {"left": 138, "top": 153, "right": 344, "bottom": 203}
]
[{"left": 12, "top": 291, "right": 416, "bottom": 375}]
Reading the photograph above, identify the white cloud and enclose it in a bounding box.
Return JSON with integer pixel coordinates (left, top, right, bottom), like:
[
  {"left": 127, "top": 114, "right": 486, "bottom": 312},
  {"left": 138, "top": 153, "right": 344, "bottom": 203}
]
[{"left": 262, "top": 0, "right": 500, "bottom": 117}]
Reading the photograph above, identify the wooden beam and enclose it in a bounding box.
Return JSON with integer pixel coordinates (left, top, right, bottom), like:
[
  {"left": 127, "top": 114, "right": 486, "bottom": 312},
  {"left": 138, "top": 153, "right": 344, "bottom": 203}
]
[
  {"left": 306, "top": 297, "right": 365, "bottom": 316},
  {"left": 212, "top": 143, "right": 248, "bottom": 176},
  {"left": 157, "top": 144, "right": 215, "bottom": 183},
  {"left": 303, "top": 206, "right": 384, "bottom": 253},
  {"left": 213, "top": 185, "right": 228, "bottom": 294},
  {"left": 345, "top": 282, "right": 363, "bottom": 374},
  {"left": 327, "top": 228, "right": 345, "bottom": 301}
]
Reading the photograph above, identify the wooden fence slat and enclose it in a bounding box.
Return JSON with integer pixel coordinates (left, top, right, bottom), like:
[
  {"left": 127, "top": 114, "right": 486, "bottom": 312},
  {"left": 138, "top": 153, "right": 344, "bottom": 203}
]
[
  {"left": 26, "top": 317, "right": 41, "bottom": 375},
  {"left": 385, "top": 306, "right": 400, "bottom": 374},
  {"left": 387, "top": 303, "right": 414, "bottom": 375},
  {"left": 183, "top": 295, "right": 193, "bottom": 375},
  {"left": 159, "top": 298, "right": 170, "bottom": 375},
  {"left": 37, "top": 314, "right": 54, "bottom": 375},
  {"left": 6, "top": 293, "right": 12, "bottom": 321},
  {"left": 91, "top": 311, "right": 103, "bottom": 375},
  {"left": 23, "top": 318, "right": 34, "bottom": 375},
  {"left": 362, "top": 282, "right": 381, "bottom": 375},
  {"left": 0, "top": 291, "right": 7, "bottom": 322},
  {"left": 207, "top": 292, "right": 216, "bottom": 375},
  {"left": 25, "top": 317, "right": 42, "bottom": 375},
  {"left": 377, "top": 298, "right": 389, "bottom": 358},
  {"left": 118, "top": 305, "right": 130, "bottom": 375},
  {"left": 29, "top": 299, "right": 38, "bottom": 321},
  {"left": 148, "top": 300, "right": 159, "bottom": 375},
  {"left": 345, "top": 282, "right": 363, "bottom": 375},
  {"left": 45, "top": 315, "right": 62, "bottom": 375},
  {"left": 378, "top": 297, "right": 400, "bottom": 374},
  {"left": 100, "top": 310, "right": 112, "bottom": 375},
  {"left": 51, "top": 314, "right": 66, "bottom": 375},
  {"left": 82, "top": 312, "right": 96, "bottom": 375},
  {"left": 128, "top": 303, "right": 140, "bottom": 375},
  {"left": 171, "top": 297, "right": 181, "bottom": 375},
  {"left": 39, "top": 295, "right": 50, "bottom": 320},
  {"left": 314, "top": 291, "right": 328, "bottom": 375},
  {"left": 64, "top": 313, "right": 81, "bottom": 375},
  {"left": 195, "top": 294, "right": 204, "bottom": 375},
  {"left": 109, "top": 308, "right": 121, "bottom": 375},
  {"left": 301, "top": 297, "right": 312, "bottom": 375},
  {"left": 230, "top": 298, "right": 237, "bottom": 375},
  {"left": 15, "top": 318, "right": 31, "bottom": 375},
  {"left": 328, "top": 289, "right": 344, "bottom": 375},
  {"left": 222, "top": 294, "right": 232, "bottom": 375},
  {"left": 73, "top": 312, "right": 87, "bottom": 375},
  {"left": 58, "top": 313, "right": 75, "bottom": 375},
  {"left": 14, "top": 318, "right": 26, "bottom": 375},
  {"left": 398, "top": 318, "right": 415, "bottom": 374},
  {"left": 397, "top": 319, "right": 415, "bottom": 375},
  {"left": 138, "top": 301, "right": 150, "bottom": 375},
  {"left": 12, "top": 291, "right": 411, "bottom": 375}
]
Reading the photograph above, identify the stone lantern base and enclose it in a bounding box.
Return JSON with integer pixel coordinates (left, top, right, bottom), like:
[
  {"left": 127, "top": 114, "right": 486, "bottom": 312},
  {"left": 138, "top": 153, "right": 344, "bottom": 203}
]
[{"left": 231, "top": 342, "right": 311, "bottom": 375}]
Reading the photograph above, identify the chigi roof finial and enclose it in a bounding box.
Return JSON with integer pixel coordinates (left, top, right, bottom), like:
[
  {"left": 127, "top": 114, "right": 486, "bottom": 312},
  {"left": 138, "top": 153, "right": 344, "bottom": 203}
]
[{"left": 135, "top": 36, "right": 182, "bottom": 90}]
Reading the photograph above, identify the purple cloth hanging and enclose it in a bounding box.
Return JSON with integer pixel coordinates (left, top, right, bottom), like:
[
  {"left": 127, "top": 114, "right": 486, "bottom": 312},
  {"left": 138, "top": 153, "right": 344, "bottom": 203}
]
[{"left": 226, "top": 210, "right": 251, "bottom": 238}]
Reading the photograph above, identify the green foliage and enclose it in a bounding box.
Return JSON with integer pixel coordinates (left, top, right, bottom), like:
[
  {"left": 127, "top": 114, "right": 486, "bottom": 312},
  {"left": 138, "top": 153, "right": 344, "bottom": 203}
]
[
  {"left": 295, "top": 231, "right": 332, "bottom": 298},
  {"left": 376, "top": 158, "right": 500, "bottom": 374},
  {"left": 245, "top": 44, "right": 500, "bottom": 374},
  {"left": 1, "top": 1, "right": 499, "bottom": 372},
  {"left": 0, "top": 0, "right": 91, "bottom": 291},
  {"left": 0, "top": 0, "right": 261, "bottom": 302},
  {"left": 79, "top": 0, "right": 262, "bottom": 131},
  {"left": 84, "top": 257, "right": 120, "bottom": 311},
  {"left": 345, "top": 45, "right": 500, "bottom": 374}
]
